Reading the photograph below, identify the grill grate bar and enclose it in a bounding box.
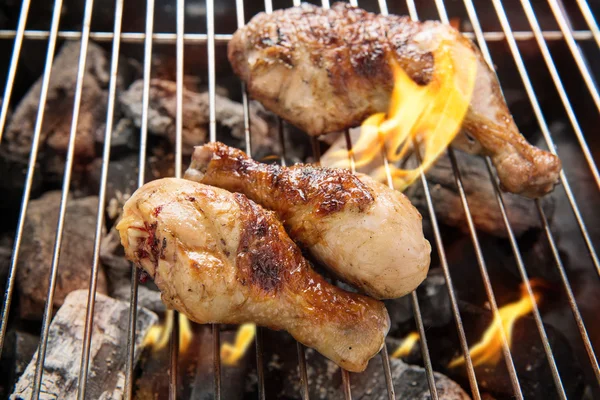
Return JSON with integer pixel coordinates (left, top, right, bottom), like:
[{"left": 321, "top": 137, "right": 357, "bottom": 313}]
[
  {"left": 0, "top": 0, "right": 64, "bottom": 361},
  {"left": 0, "top": 0, "right": 30, "bottom": 144},
  {"left": 490, "top": 0, "right": 600, "bottom": 276},
  {"left": 463, "top": 0, "right": 599, "bottom": 396},
  {"left": 31, "top": 0, "right": 96, "bottom": 397},
  {"left": 547, "top": 0, "right": 600, "bottom": 112},
  {"left": 519, "top": 0, "right": 600, "bottom": 191},
  {"left": 125, "top": 0, "right": 155, "bottom": 397},
  {"left": 535, "top": 199, "right": 600, "bottom": 384},
  {"left": 205, "top": 0, "right": 223, "bottom": 397},
  {"left": 168, "top": 0, "right": 186, "bottom": 397},
  {"left": 448, "top": 148, "right": 524, "bottom": 399},
  {"left": 575, "top": 0, "right": 600, "bottom": 48},
  {"left": 0, "top": 29, "right": 596, "bottom": 43},
  {"left": 232, "top": 0, "right": 268, "bottom": 395},
  {"left": 76, "top": 0, "right": 125, "bottom": 398},
  {"left": 428, "top": 3, "right": 524, "bottom": 398}
]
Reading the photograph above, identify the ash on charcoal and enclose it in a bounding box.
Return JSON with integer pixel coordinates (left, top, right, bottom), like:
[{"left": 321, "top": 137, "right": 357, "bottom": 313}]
[
  {"left": 101, "top": 227, "right": 165, "bottom": 313},
  {"left": 256, "top": 330, "right": 469, "bottom": 400},
  {"left": 3, "top": 40, "right": 134, "bottom": 165},
  {"left": 16, "top": 192, "right": 108, "bottom": 320},
  {"left": 119, "top": 79, "right": 276, "bottom": 155},
  {"left": 10, "top": 290, "right": 157, "bottom": 400},
  {"left": 321, "top": 128, "right": 553, "bottom": 238}
]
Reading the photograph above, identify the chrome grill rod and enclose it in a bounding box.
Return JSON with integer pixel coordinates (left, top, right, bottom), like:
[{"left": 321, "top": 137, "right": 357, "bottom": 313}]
[
  {"left": 518, "top": 0, "right": 600, "bottom": 386},
  {"left": 460, "top": 0, "right": 596, "bottom": 396},
  {"left": 31, "top": 0, "right": 96, "bottom": 396},
  {"left": 519, "top": 0, "right": 600, "bottom": 191},
  {"left": 168, "top": 0, "right": 186, "bottom": 397},
  {"left": 205, "top": 1, "right": 224, "bottom": 398},
  {"left": 0, "top": 0, "right": 31, "bottom": 144},
  {"left": 547, "top": 0, "right": 600, "bottom": 113},
  {"left": 483, "top": 0, "right": 600, "bottom": 381},
  {"left": 574, "top": 0, "right": 600, "bottom": 48},
  {"left": 77, "top": 0, "right": 125, "bottom": 398},
  {"left": 0, "top": 29, "right": 596, "bottom": 43},
  {"left": 0, "top": 0, "right": 64, "bottom": 361},
  {"left": 490, "top": 0, "right": 600, "bottom": 277},
  {"left": 125, "top": 0, "right": 155, "bottom": 397}
]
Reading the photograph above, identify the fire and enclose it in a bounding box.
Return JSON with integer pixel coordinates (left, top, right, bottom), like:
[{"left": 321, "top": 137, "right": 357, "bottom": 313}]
[
  {"left": 391, "top": 332, "right": 420, "bottom": 359},
  {"left": 323, "top": 41, "right": 477, "bottom": 190},
  {"left": 449, "top": 283, "right": 541, "bottom": 368},
  {"left": 221, "top": 323, "right": 256, "bottom": 366},
  {"left": 221, "top": 324, "right": 256, "bottom": 366},
  {"left": 143, "top": 310, "right": 193, "bottom": 353}
]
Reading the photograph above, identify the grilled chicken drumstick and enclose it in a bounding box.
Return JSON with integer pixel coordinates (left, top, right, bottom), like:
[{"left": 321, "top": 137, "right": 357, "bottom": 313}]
[
  {"left": 228, "top": 2, "right": 561, "bottom": 198},
  {"left": 185, "top": 142, "right": 431, "bottom": 299},
  {"left": 117, "top": 178, "right": 390, "bottom": 372}
]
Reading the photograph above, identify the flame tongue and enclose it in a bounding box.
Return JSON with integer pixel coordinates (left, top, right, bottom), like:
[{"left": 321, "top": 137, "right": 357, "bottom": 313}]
[
  {"left": 221, "top": 323, "right": 257, "bottom": 366},
  {"left": 143, "top": 310, "right": 193, "bottom": 354},
  {"left": 449, "top": 283, "right": 541, "bottom": 368},
  {"left": 325, "top": 40, "right": 477, "bottom": 190}
]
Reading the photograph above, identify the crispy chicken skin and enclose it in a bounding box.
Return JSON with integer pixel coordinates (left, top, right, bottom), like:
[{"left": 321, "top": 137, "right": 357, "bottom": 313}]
[
  {"left": 117, "top": 178, "right": 390, "bottom": 372},
  {"left": 228, "top": 2, "right": 561, "bottom": 198},
  {"left": 185, "top": 142, "right": 431, "bottom": 299}
]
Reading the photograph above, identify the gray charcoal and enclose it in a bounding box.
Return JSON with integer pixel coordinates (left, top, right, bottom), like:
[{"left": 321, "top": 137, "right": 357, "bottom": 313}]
[
  {"left": 260, "top": 331, "right": 469, "bottom": 399},
  {"left": 16, "top": 192, "right": 108, "bottom": 320},
  {"left": 386, "top": 268, "right": 452, "bottom": 332},
  {"left": 5, "top": 41, "right": 111, "bottom": 161},
  {"left": 10, "top": 290, "right": 157, "bottom": 400},
  {"left": 119, "top": 79, "right": 276, "bottom": 155}
]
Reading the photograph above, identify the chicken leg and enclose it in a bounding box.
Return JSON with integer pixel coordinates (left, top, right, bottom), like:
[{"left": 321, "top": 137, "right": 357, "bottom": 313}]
[
  {"left": 117, "top": 178, "right": 390, "bottom": 372},
  {"left": 185, "top": 142, "right": 431, "bottom": 299}
]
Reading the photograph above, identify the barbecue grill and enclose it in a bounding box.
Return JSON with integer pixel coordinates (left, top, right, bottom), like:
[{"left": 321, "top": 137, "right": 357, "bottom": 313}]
[{"left": 0, "top": 0, "right": 598, "bottom": 399}]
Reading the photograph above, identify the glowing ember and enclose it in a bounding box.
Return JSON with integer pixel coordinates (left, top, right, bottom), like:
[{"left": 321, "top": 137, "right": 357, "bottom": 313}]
[
  {"left": 449, "top": 282, "right": 541, "bottom": 368},
  {"left": 324, "top": 41, "right": 477, "bottom": 190},
  {"left": 391, "top": 332, "right": 420, "bottom": 359},
  {"left": 143, "top": 310, "right": 193, "bottom": 354},
  {"left": 221, "top": 323, "right": 256, "bottom": 366}
]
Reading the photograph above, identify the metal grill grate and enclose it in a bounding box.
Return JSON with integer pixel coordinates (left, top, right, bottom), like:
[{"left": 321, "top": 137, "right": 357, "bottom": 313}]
[{"left": 0, "top": 0, "right": 598, "bottom": 399}]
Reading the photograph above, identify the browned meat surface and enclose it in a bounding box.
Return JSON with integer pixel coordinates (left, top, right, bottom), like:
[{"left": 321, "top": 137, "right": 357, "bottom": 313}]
[
  {"left": 228, "top": 2, "right": 561, "bottom": 198},
  {"left": 185, "top": 142, "right": 431, "bottom": 299},
  {"left": 117, "top": 178, "right": 390, "bottom": 372}
]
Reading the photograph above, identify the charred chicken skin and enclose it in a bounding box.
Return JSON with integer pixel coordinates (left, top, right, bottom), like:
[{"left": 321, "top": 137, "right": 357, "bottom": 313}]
[
  {"left": 185, "top": 142, "right": 431, "bottom": 299},
  {"left": 117, "top": 178, "right": 390, "bottom": 372},
  {"left": 228, "top": 2, "right": 561, "bottom": 198}
]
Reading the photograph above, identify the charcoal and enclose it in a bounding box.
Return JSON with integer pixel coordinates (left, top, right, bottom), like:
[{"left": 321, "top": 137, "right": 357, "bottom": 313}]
[
  {"left": 257, "top": 330, "right": 469, "bottom": 399},
  {"left": 0, "top": 148, "right": 44, "bottom": 231},
  {"left": 321, "top": 128, "right": 553, "bottom": 238},
  {"left": 386, "top": 268, "right": 453, "bottom": 334},
  {"left": 5, "top": 41, "right": 107, "bottom": 161},
  {"left": 0, "top": 235, "right": 13, "bottom": 295},
  {"left": 95, "top": 118, "right": 139, "bottom": 157},
  {"left": 119, "top": 78, "right": 277, "bottom": 155},
  {"left": 0, "top": 330, "right": 39, "bottom": 398},
  {"left": 16, "top": 192, "right": 108, "bottom": 320},
  {"left": 11, "top": 290, "right": 157, "bottom": 400}
]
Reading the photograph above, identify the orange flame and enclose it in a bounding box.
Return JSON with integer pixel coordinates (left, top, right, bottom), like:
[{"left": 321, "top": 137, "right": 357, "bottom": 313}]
[
  {"left": 324, "top": 41, "right": 477, "bottom": 190},
  {"left": 449, "top": 283, "right": 542, "bottom": 368},
  {"left": 391, "top": 332, "right": 420, "bottom": 359},
  {"left": 220, "top": 323, "right": 256, "bottom": 366},
  {"left": 143, "top": 310, "right": 193, "bottom": 354}
]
